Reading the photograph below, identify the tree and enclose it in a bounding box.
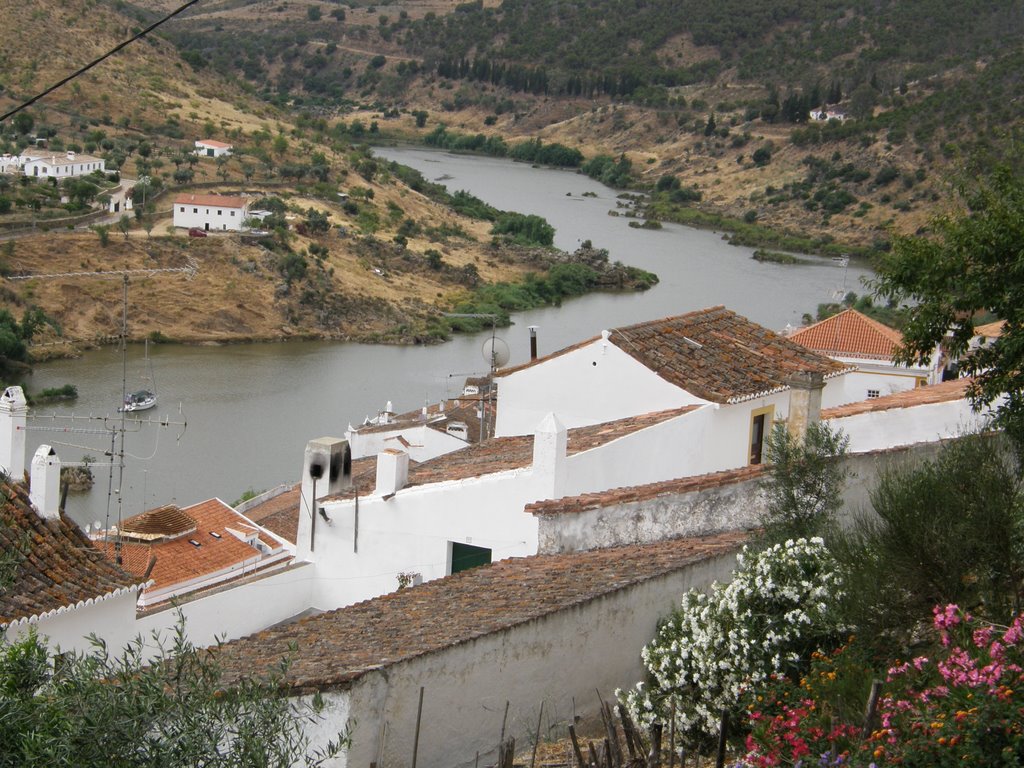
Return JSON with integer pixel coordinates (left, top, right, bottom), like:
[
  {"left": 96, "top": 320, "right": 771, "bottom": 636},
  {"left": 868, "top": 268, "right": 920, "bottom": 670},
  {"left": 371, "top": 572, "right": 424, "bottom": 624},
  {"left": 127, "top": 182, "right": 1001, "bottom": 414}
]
[
  {"left": 703, "top": 112, "right": 716, "bottom": 137},
  {"left": 91, "top": 224, "right": 110, "bottom": 247},
  {"left": 759, "top": 421, "right": 849, "bottom": 545},
  {"left": 117, "top": 214, "right": 131, "bottom": 240},
  {"left": 848, "top": 82, "right": 876, "bottom": 120},
  {"left": 272, "top": 134, "right": 289, "bottom": 158},
  {"left": 873, "top": 164, "right": 1024, "bottom": 440},
  {"left": 0, "top": 620, "right": 348, "bottom": 767}
]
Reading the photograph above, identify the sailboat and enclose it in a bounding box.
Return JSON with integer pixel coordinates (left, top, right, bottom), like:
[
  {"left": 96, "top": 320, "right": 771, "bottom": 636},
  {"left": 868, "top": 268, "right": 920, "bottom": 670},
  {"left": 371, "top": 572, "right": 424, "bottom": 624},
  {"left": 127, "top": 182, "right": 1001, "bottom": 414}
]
[{"left": 119, "top": 340, "right": 158, "bottom": 413}]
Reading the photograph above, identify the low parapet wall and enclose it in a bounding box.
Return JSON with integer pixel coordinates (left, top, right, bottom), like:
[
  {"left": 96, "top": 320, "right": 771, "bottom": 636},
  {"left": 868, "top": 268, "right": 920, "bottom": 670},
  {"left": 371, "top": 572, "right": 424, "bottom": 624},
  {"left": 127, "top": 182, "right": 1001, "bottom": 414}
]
[{"left": 530, "top": 440, "right": 951, "bottom": 555}]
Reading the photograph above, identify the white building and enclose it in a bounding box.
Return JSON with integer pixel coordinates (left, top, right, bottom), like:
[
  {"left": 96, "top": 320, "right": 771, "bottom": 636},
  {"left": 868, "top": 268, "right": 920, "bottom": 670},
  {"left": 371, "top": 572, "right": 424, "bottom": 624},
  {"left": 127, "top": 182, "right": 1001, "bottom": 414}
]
[
  {"left": 0, "top": 438, "right": 144, "bottom": 655},
  {"left": 788, "top": 309, "right": 941, "bottom": 407},
  {"left": 22, "top": 151, "right": 105, "bottom": 179},
  {"left": 173, "top": 193, "right": 250, "bottom": 232},
  {"left": 194, "top": 139, "right": 233, "bottom": 158}
]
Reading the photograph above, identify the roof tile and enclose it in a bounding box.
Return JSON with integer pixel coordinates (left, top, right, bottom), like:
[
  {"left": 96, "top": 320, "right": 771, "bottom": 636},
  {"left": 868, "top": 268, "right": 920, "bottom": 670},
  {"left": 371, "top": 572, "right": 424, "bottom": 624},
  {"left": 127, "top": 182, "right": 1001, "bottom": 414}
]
[{"left": 789, "top": 309, "right": 904, "bottom": 360}]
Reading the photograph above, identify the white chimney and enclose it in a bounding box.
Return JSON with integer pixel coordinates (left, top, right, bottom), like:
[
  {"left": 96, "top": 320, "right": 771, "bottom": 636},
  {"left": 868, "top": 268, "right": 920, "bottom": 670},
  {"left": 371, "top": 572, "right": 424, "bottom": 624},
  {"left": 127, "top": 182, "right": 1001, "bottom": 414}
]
[
  {"left": 297, "top": 437, "right": 351, "bottom": 559},
  {"left": 30, "top": 444, "right": 61, "bottom": 520},
  {"left": 532, "top": 412, "right": 567, "bottom": 499},
  {"left": 375, "top": 448, "right": 409, "bottom": 497},
  {"left": 0, "top": 386, "right": 28, "bottom": 479}
]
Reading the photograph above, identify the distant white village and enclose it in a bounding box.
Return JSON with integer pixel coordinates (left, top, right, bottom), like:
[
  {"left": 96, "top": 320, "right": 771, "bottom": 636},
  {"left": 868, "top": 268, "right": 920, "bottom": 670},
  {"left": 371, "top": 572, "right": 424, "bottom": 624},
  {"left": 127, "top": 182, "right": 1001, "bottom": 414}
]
[{"left": 0, "top": 304, "right": 998, "bottom": 767}]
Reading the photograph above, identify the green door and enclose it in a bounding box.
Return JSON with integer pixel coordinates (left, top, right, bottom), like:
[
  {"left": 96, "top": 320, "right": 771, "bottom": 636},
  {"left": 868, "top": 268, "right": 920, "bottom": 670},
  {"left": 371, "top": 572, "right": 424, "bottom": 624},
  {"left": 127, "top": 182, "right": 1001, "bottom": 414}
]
[{"left": 450, "top": 542, "right": 492, "bottom": 574}]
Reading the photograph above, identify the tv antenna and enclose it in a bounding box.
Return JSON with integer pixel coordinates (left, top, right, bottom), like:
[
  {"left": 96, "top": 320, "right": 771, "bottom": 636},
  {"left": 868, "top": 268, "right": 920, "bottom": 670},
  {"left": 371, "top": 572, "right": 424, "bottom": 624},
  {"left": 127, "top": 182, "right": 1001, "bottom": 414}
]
[
  {"left": 6, "top": 260, "right": 195, "bottom": 557},
  {"left": 443, "top": 313, "right": 508, "bottom": 441}
]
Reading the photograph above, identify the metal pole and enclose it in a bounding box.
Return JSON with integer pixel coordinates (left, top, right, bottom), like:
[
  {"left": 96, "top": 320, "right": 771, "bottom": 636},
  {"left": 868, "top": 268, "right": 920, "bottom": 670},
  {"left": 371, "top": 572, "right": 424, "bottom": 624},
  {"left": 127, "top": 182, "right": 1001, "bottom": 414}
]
[{"left": 411, "top": 686, "right": 425, "bottom": 768}]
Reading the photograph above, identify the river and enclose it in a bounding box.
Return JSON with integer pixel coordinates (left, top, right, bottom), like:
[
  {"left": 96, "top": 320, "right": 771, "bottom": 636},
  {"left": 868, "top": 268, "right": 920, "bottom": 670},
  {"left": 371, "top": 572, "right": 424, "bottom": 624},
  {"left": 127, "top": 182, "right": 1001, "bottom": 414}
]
[{"left": 25, "top": 147, "right": 872, "bottom": 530}]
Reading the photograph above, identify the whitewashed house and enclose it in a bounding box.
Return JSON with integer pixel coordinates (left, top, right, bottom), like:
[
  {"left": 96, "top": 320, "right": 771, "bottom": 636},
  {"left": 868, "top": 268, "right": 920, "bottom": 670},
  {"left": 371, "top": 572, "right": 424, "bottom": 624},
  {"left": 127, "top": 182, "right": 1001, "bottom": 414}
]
[
  {"left": 96, "top": 499, "right": 292, "bottom": 610},
  {"left": 194, "top": 139, "right": 233, "bottom": 158},
  {"left": 0, "top": 435, "right": 144, "bottom": 655},
  {"left": 22, "top": 151, "right": 105, "bottom": 178},
  {"left": 788, "top": 309, "right": 941, "bottom": 407},
  {"left": 173, "top": 193, "right": 250, "bottom": 232}
]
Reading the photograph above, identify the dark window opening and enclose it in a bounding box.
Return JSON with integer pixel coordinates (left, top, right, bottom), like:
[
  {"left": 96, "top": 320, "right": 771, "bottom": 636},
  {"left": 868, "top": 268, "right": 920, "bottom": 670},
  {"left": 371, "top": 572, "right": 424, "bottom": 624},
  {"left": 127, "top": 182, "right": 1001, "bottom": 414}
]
[{"left": 450, "top": 542, "right": 491, "bottom": 574}]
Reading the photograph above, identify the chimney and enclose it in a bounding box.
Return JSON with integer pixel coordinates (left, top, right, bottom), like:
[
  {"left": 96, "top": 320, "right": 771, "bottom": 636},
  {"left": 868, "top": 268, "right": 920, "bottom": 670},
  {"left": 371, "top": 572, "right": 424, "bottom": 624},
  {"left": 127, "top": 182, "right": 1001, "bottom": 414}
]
[
  {"left": 30, "top": 444, "right": 61, "bottom": 520},
  {"left": 0, "top": 386, "right": 28, "bottom": 479},
  {"left": 297, "top": 437, "right": 351, "bottom": 559},
  {"left": 787, "top": 371, "right": 825, "bottom": 443},
  {"left": 529, "top": 325, "right": 539, "bottom": 361},
  {"left": 532, "top": 412, "right": 567, "bottom": 499},
  {"left": 375, "top": 448, "right": 409, "bottom": 496}
]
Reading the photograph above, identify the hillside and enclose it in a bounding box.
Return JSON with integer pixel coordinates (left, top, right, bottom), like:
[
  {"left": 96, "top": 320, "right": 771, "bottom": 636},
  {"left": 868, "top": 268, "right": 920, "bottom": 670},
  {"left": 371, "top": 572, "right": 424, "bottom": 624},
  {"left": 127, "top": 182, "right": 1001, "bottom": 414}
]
[
  {"left": 147, "top": 0, "right": 1024, "bottom": 250},
  {"left": 0, "top": 0, "right": 657, "bottom": 356}
]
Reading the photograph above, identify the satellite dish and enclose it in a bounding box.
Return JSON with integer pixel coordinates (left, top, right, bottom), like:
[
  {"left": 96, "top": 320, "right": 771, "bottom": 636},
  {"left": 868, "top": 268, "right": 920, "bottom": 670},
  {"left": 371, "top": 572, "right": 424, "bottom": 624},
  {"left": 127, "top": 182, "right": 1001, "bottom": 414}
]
[{"left": 482, "top": 336, "right": 510, "bottom": 369}]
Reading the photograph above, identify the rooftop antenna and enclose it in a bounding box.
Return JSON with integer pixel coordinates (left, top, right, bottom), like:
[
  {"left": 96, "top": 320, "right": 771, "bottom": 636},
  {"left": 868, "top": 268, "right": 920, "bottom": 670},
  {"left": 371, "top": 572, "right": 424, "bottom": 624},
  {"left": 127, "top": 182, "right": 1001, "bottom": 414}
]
[
  {"left": 443, "top": 312, "right": 506, "bottom": 441},
  {"left": 7, "top": 261, "right": 194, "bottom": 550}
]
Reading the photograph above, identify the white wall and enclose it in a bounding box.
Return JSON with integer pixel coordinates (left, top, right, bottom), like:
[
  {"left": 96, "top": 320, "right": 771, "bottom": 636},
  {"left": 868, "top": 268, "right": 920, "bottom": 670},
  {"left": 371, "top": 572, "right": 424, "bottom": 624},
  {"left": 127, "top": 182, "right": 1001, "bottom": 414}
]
[
  {"left": 309, "top": 469, "right": 543, "bottom": 609},
  {"left": 828, "top": 398, "right": 993, "bottom": 454},
  {"left": 496, "top": 339, "right": 709, "bottom": 436},
  {"left": 134, "top": 562, "right": 316, "bottom": 653},
  {"left": 821, "top": 366, "right": 928, "bottom": 409},
  {"left": 347, "top": 422, "right": 468, "bottom": 462},
  {"left": 23, "top": 157, "right": 105, "bottom": 178},
  {"left": 172, "top": 202, "right": 248, "bottom": 231},
  {"left": 306, "top": 551, "right": 740, "bottom": 768},
  {"left": 4, "top": 591, "right": 139, "bottom": 656}
]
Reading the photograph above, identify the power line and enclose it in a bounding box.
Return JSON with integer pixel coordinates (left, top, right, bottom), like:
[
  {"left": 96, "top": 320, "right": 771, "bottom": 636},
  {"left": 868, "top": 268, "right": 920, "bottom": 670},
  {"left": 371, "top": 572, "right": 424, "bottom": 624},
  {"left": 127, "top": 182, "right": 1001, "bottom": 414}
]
[{"left": 0, "top": 0, "right": 204, "bottom": 124}]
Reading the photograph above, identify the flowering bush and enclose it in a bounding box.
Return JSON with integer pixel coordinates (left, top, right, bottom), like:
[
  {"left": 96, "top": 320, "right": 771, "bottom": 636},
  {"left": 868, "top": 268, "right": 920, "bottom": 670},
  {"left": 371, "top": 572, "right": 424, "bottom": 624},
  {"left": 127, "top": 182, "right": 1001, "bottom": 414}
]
[
  {"left": 621, "top": 538, "right": 846, "bottom": 747},
  {"left": 739, "top": 643, "right": 873, "bottom": 767},
  {"left": 737, "top": 605, "right": 1024, "bottom": 767},
  {"left": 866, "top": 605, "right": 1024, "bottom": 766}
]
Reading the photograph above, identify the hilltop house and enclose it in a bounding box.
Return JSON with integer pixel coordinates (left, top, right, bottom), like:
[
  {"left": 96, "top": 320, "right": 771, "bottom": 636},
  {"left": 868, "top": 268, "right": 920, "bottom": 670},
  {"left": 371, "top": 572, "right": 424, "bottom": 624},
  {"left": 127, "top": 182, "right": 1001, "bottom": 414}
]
[
  {"left": 173, "top": 193, "right": 250, "bottom": 232},
  {"left": 788, "top": 309, "right": 941, "bottom": 406},
  {"left": 22, "top": 151, "right": 105, "bottom": 179},
  {"left": 194, "top": 139, "right": 233, "bottom": 158}
]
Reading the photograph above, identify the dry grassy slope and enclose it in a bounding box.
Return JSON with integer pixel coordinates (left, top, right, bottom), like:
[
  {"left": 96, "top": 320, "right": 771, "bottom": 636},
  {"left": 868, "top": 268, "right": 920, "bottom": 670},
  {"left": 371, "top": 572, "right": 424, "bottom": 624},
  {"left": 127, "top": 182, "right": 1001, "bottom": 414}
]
[
  {"left": 0, "top": 0, "right": 280, "bottom": 143},
  {"left": 3, "top": 172, "right": 537, "bottom": 350}
]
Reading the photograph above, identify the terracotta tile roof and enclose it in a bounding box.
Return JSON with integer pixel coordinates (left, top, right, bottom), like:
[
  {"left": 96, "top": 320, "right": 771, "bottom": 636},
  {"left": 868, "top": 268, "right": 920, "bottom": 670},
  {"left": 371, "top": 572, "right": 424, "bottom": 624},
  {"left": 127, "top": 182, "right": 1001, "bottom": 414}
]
[
  {"left": 98, "top": 499, "right": 286, "bottom": 599},
  {"left": 822, "top": 377, "right": 972, "bottom": 419},
  {"left": 119, "top": 504, "right": 196, "bottom": 540},
  {"left": 326, "top": 405, "right": 701, "bottom": 501},
  {"left": 173, "top": 193, "right": 248, "bottom": 209},
  {"left": 214, "top": 531, "right": 747, "bottom": 693},
  {"left": 789, "top": 309, "right": 904, "bottom": 361},
  {"left": 0, "top": 481, "right": 141, "bottom": 627},
  {"left": 500, "top": 307, "right": 847, "bottom": 403},
  {"left": 526, "top": 465, "right": 765, "bottom": 516},
  {"left": 196, "top": 140, "right": 232, "bottom": 148},
  {"left": 974, "top": 320, "right": 1005, "bottom": 339}
]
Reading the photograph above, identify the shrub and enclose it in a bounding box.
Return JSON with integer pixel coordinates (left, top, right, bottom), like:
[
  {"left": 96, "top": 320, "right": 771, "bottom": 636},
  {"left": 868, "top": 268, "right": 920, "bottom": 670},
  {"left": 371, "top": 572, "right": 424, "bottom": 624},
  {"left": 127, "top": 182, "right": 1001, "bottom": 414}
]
[
  {"left": 760, "top": 421, "right": 849, "bottom": 546},
  {"left": 621, "top": 538, "right": 846, "bottom": 750},
  {"left": 830, "top": 433, "right": 1024, "bottom": 653}
]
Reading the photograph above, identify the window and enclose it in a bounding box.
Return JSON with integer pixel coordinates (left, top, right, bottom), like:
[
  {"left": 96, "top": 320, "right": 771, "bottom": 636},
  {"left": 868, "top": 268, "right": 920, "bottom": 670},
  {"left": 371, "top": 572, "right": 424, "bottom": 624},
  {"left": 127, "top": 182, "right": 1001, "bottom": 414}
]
[
  {"left": 867, "top": 389, "right": 880, "bottom": 399},
  {"left": 193, "top": 208, "right": 198, "bottom": 213},
  {"left": 230, "top": 211, "right": 235, "bottom": 216},
  {"left": 217, "top": 209, "right": 222, "bottom": 215},
  {"left": 748, "top": 405, "right": 775, "bottom": 465},
  {"left": 449, "top": 541, "right": 491, "bottom": 574},
  {"left": 179, "top": 207, "right": 185, "bottom": 212}
]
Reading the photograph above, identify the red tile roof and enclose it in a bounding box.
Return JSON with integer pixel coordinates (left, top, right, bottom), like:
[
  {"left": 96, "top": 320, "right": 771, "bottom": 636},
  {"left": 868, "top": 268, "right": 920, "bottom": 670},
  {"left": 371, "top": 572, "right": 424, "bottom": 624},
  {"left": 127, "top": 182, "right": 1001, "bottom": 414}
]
[
  {"left": 0, "top": 481, "right": 141, "bottom": 627},
  {"left": 98, "top": 499, "right": 286, "bottom": 601},
  {"left": 973, "top": 320, "right": 1005, "bottom": 339},
  {"left": 196, "top": 140, "right": 232, "bottom": 148},
  {"left": 119, "top": 504, "right": 196, "bottom": 540},
  {"left": 173, "top": 193, "right": 248, "bottom": 209},
  {"left": 822, "top": 377, "right": 972, "bottom": 419},
  {"left": 789, "top": 309, "right": 904, "bottom": 361},
  {"left": 500, "top": 307, "right": 847, "bottom": 403},
  {"left": 526, "top": 465, "right": 765, "bottom": 516},
  {"left": 213, "top": 531, "right": 747, "bottom": 693}
]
